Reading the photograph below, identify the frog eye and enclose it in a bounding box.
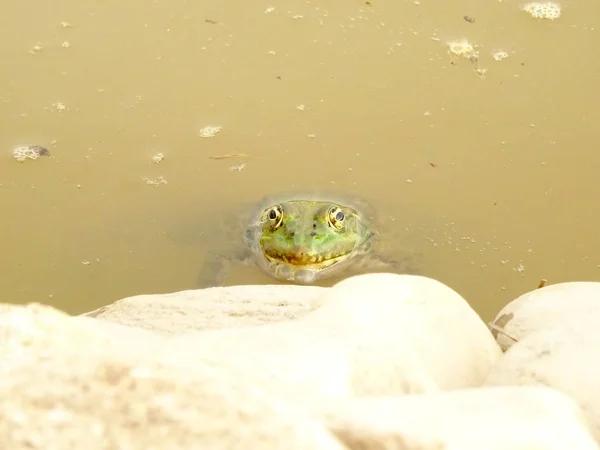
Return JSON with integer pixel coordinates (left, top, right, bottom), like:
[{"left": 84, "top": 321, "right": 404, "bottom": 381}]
[
  {"left": 327, "top": 206, "right": 345, "bottom": 230},
  {"left": 266, "top": 205, "right": 283, "bottom": 228}
]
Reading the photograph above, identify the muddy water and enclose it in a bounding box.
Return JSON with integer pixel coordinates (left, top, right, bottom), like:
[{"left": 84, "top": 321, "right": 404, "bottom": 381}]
[{"left": 1, "top": 0, "right": 598, "bottom": 318}]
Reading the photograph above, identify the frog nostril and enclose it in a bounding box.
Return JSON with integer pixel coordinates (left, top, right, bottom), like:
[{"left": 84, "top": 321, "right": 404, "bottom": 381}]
[
  {"left": 289, "top": 231, "right": 295, "bottom": 237},
  {"left": 310, "top": 231, "right": 317, "bottom": 237}
]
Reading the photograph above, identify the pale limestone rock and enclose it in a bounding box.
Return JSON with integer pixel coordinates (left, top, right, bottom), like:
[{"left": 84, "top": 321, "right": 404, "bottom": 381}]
[
  {"left": 489, "top": 281, "right": 600, "bottom": 351},
  {"left": 323, "top": 386, "right": 599, "bottom": 450},
  {"left": 0, "top": 274, "right": 507, "bottom": 449},
  {"left": 83, "top": 285, "right": 326, "bottom": 334},
  {"left": 166, "top": 273, "right": 502, "bottom": 405},
  {"left": 0, "top": 303, "right": 343, "bottom": 450},
  {"left": 486, "top": 282, "right": 600, "bottom": 442}
]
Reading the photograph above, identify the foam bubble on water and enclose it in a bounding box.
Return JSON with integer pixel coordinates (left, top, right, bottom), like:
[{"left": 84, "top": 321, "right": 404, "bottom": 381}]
[
  {"left": 51, "top": 102, "right": 67, "bottom": 112},
  {"left": 142, "top": 176, "right": 167, "bottom": 187},
  {"left": 12, "top": 145, "right": 49, "bottom": 162},
  {"left": 28, "top": 44, "right": 44, "bottom": 55},
  {"left": 522, "top": 2, "right": 561, "bottom": 20},
  {"left": 447, "top": 39, "right": 478, "bottom": 59},
  {"left": 492, "top": 51, "right": 509, "bottom": 61},
  {"left": 198, "top": 126, "right": 222, "bottom": 138}
]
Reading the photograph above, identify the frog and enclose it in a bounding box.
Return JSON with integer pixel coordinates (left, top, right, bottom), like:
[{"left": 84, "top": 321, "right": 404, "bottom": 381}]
[{"left": 196, "top": 192, "right": 416, "bottom": 288}]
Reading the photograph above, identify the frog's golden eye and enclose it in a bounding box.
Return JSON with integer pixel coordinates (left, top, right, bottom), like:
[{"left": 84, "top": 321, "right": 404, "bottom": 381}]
[
  {"left": 327, "top": 206, "right": 345, "bottom": 230},
  {"left": 266, "top": 204, "right": 283, "bottom": 228}
]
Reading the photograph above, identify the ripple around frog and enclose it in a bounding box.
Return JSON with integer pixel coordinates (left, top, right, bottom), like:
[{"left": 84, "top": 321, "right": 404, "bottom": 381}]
[{"left": 195, "top": 190, "right": 419, "bottom": 288}]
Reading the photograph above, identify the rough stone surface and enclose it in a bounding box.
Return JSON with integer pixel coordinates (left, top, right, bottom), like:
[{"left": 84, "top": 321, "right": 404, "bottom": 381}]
[
  {"left": 83, "top": 285, "right": 327, "bottom": 334},
  {"left": 324, "top": 386, "right": 599, "bottom": 450},
  {"left": 115, "top": 273, "right": 502, "bottom": 405},
  {"left": 0, "top": 303, "right": 343, "bottom": 450},
  {"left": 6, "top": 274, "right": 597, "bottom": 449},
  {"left": 486, "top": 281, "right": 600, "bottom": 442}
]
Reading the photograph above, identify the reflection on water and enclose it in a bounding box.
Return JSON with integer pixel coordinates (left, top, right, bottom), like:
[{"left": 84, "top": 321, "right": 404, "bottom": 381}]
[{"left": 0, "top": 0, "right": 599, "bottom": 319}]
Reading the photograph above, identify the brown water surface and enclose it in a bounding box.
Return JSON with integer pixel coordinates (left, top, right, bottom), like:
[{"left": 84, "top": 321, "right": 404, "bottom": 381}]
[{"left": 1, "top": 0, "right": 598, "bottom": 318}]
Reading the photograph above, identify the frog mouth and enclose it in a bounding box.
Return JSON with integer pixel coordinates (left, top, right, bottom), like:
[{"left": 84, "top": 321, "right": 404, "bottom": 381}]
[{"left": 262, "top": 249, "right": 350, "bottom": 268}]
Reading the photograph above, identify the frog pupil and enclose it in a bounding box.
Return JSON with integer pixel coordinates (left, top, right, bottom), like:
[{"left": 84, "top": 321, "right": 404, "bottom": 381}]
[
  {"left": 269, "top": 209, "right": 277, "bottom": 220},
  {"left": 335, "top": 211, "right": 344, "bottom": 221}
]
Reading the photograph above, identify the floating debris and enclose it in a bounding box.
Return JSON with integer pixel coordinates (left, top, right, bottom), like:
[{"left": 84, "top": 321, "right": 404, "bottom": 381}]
[
  {"left": 208, "top": 153, "right": 248, "bottom": 160},
  {"left": 12, "top": 145, "right": 50, "bottom": 162},
  {"left": 464, "top": 15, "right": 475, "bottom": 23},
  {"left": 447, "top": 39, "right": 486, "bottom": 77},
  {"left": 522, "top": 2, "right": 561, "bottom": 20},
  {"left": 61, "top": 41, "right": 71, "bottom": 48},
  {"left": 228, "top": 163, "right": 246, "bottom": 172},
  {"left": 28, "top": 44, "right": 44, "bottom": 55},
  {"left": 204, "top": 19, "right": 219, "bottom": 24},
  {"left": 492, "top": 50, "right": 509, "bottom": 61},
  {"left": 142, "top": 176, "right": 168, "bottom": 187},
  {"left": 198, "top": 125, "right": 222, "bottom": 138},
  {"left": 264, "top": 6, "right": 275, "bottom": 13},
  {"left": 447, "top": 39, "right": 478, "bottom": 59},
  {"left": 51, "top": 102, "right": 67, "bottom": 112},
  {"left": 151, "top": 152, "right": 164, "bottom": 163},
  {"left": 60, "top": 21, "right": 73, "bottom": 28}
]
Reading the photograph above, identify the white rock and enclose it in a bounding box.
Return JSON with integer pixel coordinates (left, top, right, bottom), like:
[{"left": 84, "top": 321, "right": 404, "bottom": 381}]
[
  {"left": 486, "top": 282, "right": 600, "bottom": 442},
  {"left": 166, "top": 273, "right": 501, "bottom": 405},
  {"left": 305, "top": 273, "right": 501, "bottom": 392},
  {"left": 83, "top": 285, "right": 326, "bottom": 335},
  {"left": 0, "top": 303, "right": 343, "bottom": 450},
  {"left": 0, "top": 273, "right": 504, "bottom": 449},
  {"left": 324, "top": 386, "right": 599, "bottom": 450},
  {"left": 488, "top": 281, "right": 600, "bottom": 351}
]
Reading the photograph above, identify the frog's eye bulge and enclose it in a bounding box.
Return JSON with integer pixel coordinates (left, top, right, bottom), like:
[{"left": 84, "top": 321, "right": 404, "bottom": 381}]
[
  {"left": 266, "top": 205, "right": 283, "bottom": 229},
  {"left": 327, "top": 206, "right": 345, "bottom": 231}
]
